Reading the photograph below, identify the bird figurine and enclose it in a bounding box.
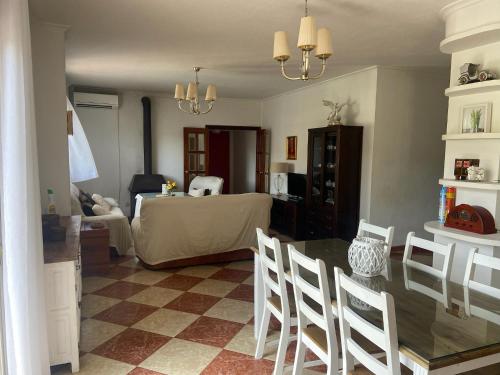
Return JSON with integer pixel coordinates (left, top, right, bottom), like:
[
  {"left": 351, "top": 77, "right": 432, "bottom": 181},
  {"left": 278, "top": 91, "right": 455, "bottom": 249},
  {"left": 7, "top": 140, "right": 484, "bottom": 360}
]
[{"left": 323, "top": 100, "right": 346, "bottom": 126}]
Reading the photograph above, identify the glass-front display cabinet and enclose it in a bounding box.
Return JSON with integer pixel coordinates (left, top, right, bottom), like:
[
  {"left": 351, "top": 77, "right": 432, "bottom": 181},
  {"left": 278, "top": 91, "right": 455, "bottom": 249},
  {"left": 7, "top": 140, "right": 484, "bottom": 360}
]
[{"left": 305, "top": 125, "right": 363, "bottom": 241}]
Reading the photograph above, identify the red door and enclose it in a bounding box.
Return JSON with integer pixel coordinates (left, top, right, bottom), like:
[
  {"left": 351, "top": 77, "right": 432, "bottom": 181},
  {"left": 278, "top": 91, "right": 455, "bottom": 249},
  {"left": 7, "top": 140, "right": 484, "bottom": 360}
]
[{"left": 208, "top": 130, "right": 230, "bottom": 194}]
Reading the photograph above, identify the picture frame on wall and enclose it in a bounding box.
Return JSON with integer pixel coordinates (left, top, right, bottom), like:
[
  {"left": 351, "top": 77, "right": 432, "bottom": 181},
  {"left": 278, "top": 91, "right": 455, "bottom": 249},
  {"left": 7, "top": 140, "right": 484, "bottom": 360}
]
[
  {"left": 286, "top": 136, "right": 297, "bottom": 160},
  {"left": 460, "top": 102, "right": 492, "bottom": 134}
]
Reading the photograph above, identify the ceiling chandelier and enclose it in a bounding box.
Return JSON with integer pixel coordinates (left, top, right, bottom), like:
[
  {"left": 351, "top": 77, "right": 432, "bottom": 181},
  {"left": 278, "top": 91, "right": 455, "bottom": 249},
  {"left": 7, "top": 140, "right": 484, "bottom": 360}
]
[
  {"left": 174, "top": 67, "right": 216, "bottom": 115},
  {"left": 273, "top": 0, "right": 332, "bottom": 81}
]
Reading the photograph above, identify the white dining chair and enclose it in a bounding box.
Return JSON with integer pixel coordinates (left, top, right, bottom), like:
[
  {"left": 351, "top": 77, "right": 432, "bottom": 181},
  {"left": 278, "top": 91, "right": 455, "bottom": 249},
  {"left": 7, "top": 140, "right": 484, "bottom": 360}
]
[
  {"left": 463, "top": 248, "right": 500, "bottom": 325},
  {"left": 357, "top": 219, "right": 395, "bottom": 258},
  {"left": 403, "top": 232, "right": 455, "bottom": 279},
  {"left": 334, "top": 267, "right": 401, "bottom": 375},
  {"left": 288, "top": 244, "right": 340, "bottom": 375},
  {"left": 403, "top": 264, "right": 451, "bottom": 309},
  {"left": 255, "top": 228, "right": 296, "bottom": 375}
]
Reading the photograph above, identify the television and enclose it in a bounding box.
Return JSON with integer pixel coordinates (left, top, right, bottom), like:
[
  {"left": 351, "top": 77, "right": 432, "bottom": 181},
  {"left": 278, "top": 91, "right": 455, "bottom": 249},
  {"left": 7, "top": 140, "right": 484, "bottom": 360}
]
[{"left": 287, "top": 173, "right": 307, "bottom": 198}]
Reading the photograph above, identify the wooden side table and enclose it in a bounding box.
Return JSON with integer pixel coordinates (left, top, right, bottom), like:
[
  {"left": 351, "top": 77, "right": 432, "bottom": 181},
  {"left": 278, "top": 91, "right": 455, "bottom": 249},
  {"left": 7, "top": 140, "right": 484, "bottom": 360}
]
[{"left": 80, "top": 221, "right": 110, "bottom": 275}]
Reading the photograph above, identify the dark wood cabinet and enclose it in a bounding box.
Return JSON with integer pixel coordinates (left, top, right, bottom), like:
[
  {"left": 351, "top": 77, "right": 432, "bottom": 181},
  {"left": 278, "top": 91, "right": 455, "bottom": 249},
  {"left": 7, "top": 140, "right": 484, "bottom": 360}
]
[
  {"left": 305, "top": 125, "right": 363, "bottom": 241},
  {"left": 270, "top": 195, "right": 305, "bottom": 240}
]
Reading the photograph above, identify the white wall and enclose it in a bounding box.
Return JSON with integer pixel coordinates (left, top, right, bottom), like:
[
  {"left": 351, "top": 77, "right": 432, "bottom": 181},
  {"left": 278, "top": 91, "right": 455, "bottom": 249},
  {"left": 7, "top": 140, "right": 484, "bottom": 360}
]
[
  {"left": 113, "top": 92, "right": 261, "bottom": 213},
  {"left": 262, "top": 67, "right": 379, "bottom": 220},
  {"left": 31, "top": 22, "right": 71, "bottom": 215},
  {"left": 370, "top": 67, "right": 449, "bottom": 243},
  {"left": 231, "top": 130, "right": 257, "bottom": 193}
]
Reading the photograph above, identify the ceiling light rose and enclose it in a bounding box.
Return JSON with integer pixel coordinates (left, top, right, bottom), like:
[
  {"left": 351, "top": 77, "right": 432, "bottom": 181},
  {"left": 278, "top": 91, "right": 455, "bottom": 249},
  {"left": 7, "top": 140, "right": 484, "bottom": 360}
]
[
  {"left": 174, "top": 67, "right": 216, "bottom": 115},
  {"left": 273, "top": 0, "right": 332, "bottom": 81}
]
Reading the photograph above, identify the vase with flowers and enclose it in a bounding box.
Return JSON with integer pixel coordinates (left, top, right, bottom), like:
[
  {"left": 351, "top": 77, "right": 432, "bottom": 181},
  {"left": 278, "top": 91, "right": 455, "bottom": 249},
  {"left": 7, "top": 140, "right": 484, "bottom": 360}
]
[{"left": 162, "top": 180, "right": 177, "bottom": 196}]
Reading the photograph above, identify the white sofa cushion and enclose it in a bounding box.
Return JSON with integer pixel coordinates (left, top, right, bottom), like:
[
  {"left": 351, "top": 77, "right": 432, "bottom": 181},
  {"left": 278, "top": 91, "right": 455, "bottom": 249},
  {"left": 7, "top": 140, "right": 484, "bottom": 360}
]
[
  {"left": 92, "top": 204, "right": 110, "bottom": 216},
  {"left": 92, "top": 193, "right": 112, "bottom": 211}
]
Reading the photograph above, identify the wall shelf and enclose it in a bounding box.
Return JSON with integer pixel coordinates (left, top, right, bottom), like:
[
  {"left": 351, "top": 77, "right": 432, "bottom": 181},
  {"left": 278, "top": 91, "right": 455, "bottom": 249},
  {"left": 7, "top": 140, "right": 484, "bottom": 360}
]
[
  {"left": 445, "top": 80, "right": 500, "bottom": 97},
  {"left": 440, "top": 23, "right": 500, "bottom": 54},
  {"left": 442, "top": 133, "right": 500, "bottom": 140},
  {"left": 439, "top": 178, "right": 500, "bottom": 191},
  {"left": 425, "top": 221, "right": 500, "bottom": 247}
]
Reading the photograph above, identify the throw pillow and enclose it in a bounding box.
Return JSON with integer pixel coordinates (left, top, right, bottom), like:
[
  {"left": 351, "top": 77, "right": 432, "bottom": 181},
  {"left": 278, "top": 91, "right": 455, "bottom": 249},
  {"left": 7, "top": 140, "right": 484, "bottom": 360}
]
[
  {"left": 104, "top": 197, "right": 119, "bottom": 207},
  {"left": 79, "top": 190, "right": 96, "bottom": 205},
  {"left": 92, "top": 204, "right": 110, "bottom": 216},
  {"left": 82, "top": 203, "right": 95, "bottom": 216},
  {"left": 92, "top": 193, "right": 112, "bottom": 212}
]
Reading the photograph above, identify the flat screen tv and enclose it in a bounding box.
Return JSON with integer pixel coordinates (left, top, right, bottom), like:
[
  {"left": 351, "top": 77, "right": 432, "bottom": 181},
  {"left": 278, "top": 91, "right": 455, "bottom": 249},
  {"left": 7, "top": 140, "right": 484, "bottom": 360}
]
[{"left": 287, "top": 173, "right": 306, "bottom": 198}]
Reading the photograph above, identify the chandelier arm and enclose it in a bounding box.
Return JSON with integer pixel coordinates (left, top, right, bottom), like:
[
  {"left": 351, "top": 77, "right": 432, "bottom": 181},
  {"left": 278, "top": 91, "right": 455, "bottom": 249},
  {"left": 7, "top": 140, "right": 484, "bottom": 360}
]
[
  {"left": 308, "top": 59, "right": 327, "bottom": 80},
  {"left": 199, "top": 101, "right": 215, "bottom": 115},
  {"left": 280, "top": 61, "right": 303, "bottom": 81},
  {"left": 177, "top": 100, "right": 191, "bottom": 114}
]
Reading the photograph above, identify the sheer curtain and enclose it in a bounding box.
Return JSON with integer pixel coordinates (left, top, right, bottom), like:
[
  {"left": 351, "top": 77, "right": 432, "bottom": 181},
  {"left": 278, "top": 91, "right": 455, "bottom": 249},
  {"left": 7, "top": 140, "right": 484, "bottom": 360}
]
[
  {"left": 67, "top": 98, "right": 98, "bottom": 182},
  {"left": 0, "top": 0, "right": 50, "bottom": 373}
]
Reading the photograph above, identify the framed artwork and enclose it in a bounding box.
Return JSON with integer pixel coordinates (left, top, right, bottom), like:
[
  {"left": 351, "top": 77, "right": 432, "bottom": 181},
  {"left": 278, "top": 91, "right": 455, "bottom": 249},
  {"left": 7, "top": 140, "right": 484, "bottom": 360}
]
[
  {"left": 460, "top": 103, "right": 492, "bottom": 134},
  {"left": 286, "top": 136, "right": 297, "bottom": 160}
]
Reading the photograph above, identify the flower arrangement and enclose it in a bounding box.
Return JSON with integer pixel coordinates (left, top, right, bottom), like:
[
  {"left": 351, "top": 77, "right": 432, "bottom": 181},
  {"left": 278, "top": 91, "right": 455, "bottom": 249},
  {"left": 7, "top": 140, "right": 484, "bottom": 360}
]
[
  {"left": 162, "top": 180, "right": 177, "bottom": 196},
  {"left": 470, "top": 109, "right": 482, "bottom": 132}
]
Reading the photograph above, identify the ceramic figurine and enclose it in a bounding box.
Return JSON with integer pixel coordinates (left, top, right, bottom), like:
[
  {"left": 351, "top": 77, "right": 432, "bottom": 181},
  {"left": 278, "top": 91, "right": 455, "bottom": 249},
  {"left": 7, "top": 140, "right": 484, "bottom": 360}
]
[
  {"left": 458, "top": 63, "right": 496, "bottom": 85},
  {"left": 467, "top": 166, "right": 485, "bottom": 181},
  {"left": 323, "top": 100, "right": 346, "bottom": 125}
]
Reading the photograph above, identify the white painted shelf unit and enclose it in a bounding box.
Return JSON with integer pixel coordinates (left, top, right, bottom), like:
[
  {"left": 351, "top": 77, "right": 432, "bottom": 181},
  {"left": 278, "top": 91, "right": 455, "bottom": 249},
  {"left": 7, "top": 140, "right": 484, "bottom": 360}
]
[
  {"left": 439, "top": 178, "right": 500, "bottom": 191},
  {"left": 441, "top": 133, "right": 500, "bottom": 140},
  {"left": 440, "top": 23, "right": 500, "bottom": 54},
  {"left": 445, "top": 80, "right": 500, "bottom": 97},
  {"left": 424, "top": 221, "right": 500, "bottom": 247}
]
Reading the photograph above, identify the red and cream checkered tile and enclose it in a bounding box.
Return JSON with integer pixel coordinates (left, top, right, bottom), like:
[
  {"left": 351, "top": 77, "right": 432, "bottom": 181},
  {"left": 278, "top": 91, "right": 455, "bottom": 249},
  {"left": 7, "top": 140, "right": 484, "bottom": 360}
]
[{"left": 50, "top": 257, "right": 323, "bottom": 375}]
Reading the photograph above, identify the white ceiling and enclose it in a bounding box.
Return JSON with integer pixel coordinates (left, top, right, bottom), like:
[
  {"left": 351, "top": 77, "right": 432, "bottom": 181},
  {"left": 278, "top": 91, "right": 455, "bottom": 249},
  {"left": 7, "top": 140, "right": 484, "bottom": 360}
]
[{"left": 29, "top": 0, "right": 454, "bottom": 99}]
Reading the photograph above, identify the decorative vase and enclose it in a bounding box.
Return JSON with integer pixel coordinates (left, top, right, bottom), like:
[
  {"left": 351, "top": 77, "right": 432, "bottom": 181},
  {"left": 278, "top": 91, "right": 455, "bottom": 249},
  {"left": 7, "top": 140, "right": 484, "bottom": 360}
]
[{"left": 348, "top": 237, "right": 386, "bottom": 277}]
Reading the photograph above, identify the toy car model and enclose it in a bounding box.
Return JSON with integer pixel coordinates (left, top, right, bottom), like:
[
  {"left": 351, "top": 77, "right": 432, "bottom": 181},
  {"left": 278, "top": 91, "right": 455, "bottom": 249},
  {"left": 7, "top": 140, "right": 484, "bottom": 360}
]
[{"left": 458, "top": 63, "right": 496, "bottom": 85}]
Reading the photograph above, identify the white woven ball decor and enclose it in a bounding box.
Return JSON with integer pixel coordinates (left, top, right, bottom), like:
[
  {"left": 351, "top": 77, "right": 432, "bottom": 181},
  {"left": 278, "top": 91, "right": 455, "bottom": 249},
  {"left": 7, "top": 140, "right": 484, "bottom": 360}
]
[{"left": 348, "top": 236, "right": 386, "bottom": 277}]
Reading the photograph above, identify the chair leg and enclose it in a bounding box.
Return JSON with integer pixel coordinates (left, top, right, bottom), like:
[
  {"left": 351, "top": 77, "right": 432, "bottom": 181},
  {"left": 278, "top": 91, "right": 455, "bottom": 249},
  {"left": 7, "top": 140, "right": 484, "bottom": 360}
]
[
  {"left": 292, "top": 333, "right": 306, "bottom": 375},
  {"left": 273, "top": 319, "right": 290, "bottom": 375},
  {"left": 255, "top": 307, "right": 271, "bottom": 359}
]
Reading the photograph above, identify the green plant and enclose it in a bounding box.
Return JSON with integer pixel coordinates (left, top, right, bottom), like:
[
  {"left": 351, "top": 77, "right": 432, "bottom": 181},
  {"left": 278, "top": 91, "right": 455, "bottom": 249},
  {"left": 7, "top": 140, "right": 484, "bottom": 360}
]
[{"left": 470, "top": 109, "right": 482, "bottom": 132}]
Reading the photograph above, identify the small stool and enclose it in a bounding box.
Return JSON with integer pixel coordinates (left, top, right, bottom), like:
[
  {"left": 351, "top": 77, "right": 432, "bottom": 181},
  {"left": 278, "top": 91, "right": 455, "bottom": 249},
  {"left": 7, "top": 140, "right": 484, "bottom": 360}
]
[{"left": 80, "top": 221, "right": 110, "bottom": 275}]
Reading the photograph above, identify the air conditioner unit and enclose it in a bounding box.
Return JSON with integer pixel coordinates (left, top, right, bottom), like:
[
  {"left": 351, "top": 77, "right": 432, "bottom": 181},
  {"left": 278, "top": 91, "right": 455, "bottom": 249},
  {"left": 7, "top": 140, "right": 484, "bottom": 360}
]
[{"left": 73, "top": 92, "right": 119, "bottom": 109}]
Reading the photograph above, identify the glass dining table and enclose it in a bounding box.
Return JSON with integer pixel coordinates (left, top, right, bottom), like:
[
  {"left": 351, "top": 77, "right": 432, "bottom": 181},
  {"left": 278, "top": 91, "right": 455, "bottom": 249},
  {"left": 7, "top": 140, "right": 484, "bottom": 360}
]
[{"left": 252, "top": 238, "right": 500, "bottom": 374}]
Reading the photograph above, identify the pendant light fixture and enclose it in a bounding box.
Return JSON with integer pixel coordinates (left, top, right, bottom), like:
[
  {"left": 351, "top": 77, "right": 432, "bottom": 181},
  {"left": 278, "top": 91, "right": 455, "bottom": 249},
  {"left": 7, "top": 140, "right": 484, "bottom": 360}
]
[
  {"left": 174, "top": 67, "right": 216, "bottom": 115},
  {"left": 273, "top": 0, "right": 333, "bottom": 81}
]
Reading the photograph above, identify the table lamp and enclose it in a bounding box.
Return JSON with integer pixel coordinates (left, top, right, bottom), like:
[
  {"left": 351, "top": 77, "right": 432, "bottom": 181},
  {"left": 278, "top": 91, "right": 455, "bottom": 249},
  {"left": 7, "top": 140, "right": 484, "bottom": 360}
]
[{"left": 270, "top": 162, "right": 289, "bottom": 195}]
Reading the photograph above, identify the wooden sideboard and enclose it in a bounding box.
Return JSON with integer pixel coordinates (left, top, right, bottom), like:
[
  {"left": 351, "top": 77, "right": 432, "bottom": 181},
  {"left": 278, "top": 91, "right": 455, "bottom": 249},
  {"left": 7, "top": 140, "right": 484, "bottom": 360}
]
[
  {"left": 44, "top": 216, "right": 82, "bottom": 373},
  {"left": 270, "top": 194, "right": 305, "bottom": 240}
]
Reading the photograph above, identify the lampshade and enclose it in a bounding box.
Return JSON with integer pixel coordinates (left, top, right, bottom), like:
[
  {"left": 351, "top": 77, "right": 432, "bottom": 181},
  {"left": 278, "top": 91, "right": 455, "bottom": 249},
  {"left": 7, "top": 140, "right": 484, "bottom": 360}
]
[
  {"left": 270, "top": 162, "right": 289, "bottom": 173},
  {"left": 316, "top": 28, "right": 332, "bottom": 58},
  {"left": 186, "top": 82, "right": 198, "bottom": 100},
  {"left": 174, "top": 84, "right": 185, "bottom": 100},
  {"left": 297, "top": 16, "right": 317, "bottom": 50},
  {"left": 273, "top": 31, "right": 291, "bottom": 61},
  {"left": 205, "top": 84, "right": 217, "bottom": 101}
]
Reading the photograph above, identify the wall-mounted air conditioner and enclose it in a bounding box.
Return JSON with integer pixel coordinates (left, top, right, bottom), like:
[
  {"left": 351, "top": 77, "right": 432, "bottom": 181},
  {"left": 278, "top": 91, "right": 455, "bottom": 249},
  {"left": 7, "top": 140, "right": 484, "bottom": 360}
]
[{"left": 73, "top": 92, "right": 119, "bottom": 109}]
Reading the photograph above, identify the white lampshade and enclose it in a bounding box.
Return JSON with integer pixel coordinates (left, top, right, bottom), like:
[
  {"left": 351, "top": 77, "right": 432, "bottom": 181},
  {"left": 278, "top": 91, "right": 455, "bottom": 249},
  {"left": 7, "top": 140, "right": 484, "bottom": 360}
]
[
  {"left": 297, "top": 16, "right": 317, "bottom": 50},
  {"left": 316, "top": 28, "right": 332, "bottom": 58},
  {"left": 205, "top": 84, "right": 217, "bottom": 101},
  {"left": 186, "top": 82, "right": 198, "bottom": 100},
  {"left": 270, "top": 162, "right": 289, "bottom": 173},
  {"left": 174, "top": 84, "right": 185, "bottom": 100},
  {"left": 273, "top": 31, "right": 291, "bottom": 61}
]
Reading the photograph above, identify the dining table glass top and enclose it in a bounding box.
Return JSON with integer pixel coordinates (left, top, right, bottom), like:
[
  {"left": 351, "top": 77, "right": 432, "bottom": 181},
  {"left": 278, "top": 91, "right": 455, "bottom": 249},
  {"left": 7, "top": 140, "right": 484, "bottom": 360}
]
[{"left": 276, "top": 238, "right": 500, "bottom": 367}]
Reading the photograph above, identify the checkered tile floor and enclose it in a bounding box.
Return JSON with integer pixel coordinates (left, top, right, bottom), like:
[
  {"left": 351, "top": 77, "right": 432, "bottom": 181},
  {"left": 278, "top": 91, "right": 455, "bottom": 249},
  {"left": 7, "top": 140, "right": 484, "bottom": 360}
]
[{"left": 50, "top": 255, "right": 322, "bottom": 375}]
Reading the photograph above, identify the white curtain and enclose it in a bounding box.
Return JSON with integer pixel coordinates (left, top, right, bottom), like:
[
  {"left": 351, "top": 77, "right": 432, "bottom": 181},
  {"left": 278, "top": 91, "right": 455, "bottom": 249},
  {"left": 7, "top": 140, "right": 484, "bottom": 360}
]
[
  {"left": 0, "top": 0, "right": 50, "bottom": 373},
  {"left": 67, "top": 98, "right": 98, "bottom": 182}
]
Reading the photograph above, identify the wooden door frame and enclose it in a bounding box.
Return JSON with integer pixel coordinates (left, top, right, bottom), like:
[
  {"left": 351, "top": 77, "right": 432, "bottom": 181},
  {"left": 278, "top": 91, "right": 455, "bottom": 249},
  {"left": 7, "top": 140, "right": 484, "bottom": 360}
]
[{"left": 205, "top": 125, "right": 264, "bottom": 193}]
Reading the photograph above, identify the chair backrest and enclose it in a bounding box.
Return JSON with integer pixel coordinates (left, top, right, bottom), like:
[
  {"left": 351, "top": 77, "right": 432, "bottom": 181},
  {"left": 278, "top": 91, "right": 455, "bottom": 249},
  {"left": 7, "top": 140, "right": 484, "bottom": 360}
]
[
  {"left": 189, "top": 176, "right": 224, "bottom": 195},
  {"left": 403, "top": 232, "right": 454, "bottom": 279},
  {"left": 287, "top": 245, "right": 338, "bottom": 363},
  {"left": 357, "top": 219, "right": 395, "bottom": 257},
  {"left": 463, "top": 248, "right": 500, "bottom": 299},
  {"left": 403, "top": 265, "right": 450, "bottom": 308},
  {"left": 256, "top": 228, "right": 289, "bottom": 318},
  {"left": 334, "top": 267, "right": 400, "bottom": 375}
]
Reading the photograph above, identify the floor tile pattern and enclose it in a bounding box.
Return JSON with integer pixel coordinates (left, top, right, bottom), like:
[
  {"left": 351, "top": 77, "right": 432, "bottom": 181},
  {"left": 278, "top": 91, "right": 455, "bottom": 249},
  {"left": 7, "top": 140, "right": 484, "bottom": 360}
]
[
  {"left": 50, "top": 253, "right": 499, "bottom": 375},
  {"left": 52, "top": 256, "right": 300, "bottom": 375}
]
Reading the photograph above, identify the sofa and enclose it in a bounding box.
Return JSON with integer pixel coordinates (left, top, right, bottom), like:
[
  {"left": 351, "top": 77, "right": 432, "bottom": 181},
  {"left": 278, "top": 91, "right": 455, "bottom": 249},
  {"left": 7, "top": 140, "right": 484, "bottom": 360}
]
[
  {"left": 131, "top": 193, "right": 272, "bottom": 268},
  {"left": 70, "top": 184, "right": 133, "bottom": 255},
  {"left": 188, "top": 176, "right": 224, "bottom": 195}
]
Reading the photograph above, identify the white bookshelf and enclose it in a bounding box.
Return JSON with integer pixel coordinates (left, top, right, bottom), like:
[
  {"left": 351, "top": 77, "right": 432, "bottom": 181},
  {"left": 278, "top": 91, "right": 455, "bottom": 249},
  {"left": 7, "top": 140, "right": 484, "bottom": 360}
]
[
  {"left": 440, "top": 23, "right": 500, "bottom": 54},
  {"left": 439, "top": 178, "right": 500, "bottom": 191},
  {"left": 441, "top": 133, "right": 500, "bottom": 140},
  {"left": 445, "top": 80, "right": 500, "bottom": 97}
]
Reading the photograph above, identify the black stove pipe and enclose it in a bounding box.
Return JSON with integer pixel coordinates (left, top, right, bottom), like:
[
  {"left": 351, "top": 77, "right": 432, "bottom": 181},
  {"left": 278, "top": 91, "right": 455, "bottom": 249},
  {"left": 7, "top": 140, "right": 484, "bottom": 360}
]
[{"left": 141, "top": 96, "right": 152, "bottom": 175}]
